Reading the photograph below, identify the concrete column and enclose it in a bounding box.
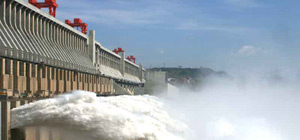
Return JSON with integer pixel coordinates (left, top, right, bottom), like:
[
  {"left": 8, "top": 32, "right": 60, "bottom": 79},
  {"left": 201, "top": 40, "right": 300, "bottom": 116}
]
[
  {"left": 92, "top": 75, "right": 95, "bottom": 92},
  {"left": 73, "top": 34, "right": 76, "bottom": 51},
  {"left": 120, "top": 52, "right": 125, "bottom": 76},
  {"left": 77, "top": 73, "right": 83, "bottom": 90},
  {"left": 32, "top": 64, "right": 38, "bottom": 95},
  {"left": 21, "top": 7, "right": 26, "bottom": 31},
  {"left": 37, "top": 64, "right": 42, "bottom": 97},
  {"left": 5, "top": 59, "right": 14, "bottom": 96},
  {"left": 76, "top": 36, "right": 79, "bottom": 52},
  {"left": 95, "top": 48, "right": 99, "bottom": 69},
  {"left": 79, "top": 38, "right": 82, "bottom": 53},
  {"left": 100, "top": 77, "right": 103, "bottom": 93},
  {"left": 42, "top": 19, "right": 52, "bottom": 65},
  {"left": 6, "top": 0, "right": 12, "bottom": 26},
  {"left": 75, "top": 35, "right": 78, "bottom": 51},
  {"left": 1, "top": 101, "right": 11, "bottom": 140},
  {"left": 82, "top": 39, "right": 85, "bottom": 54},
  {"left": 11, "top": 3, "right": 17, "bottom": 27},
  {"left": 21, "top": 100, "right": 28, "bottom": 105},
  {"left": 0, "top": 0, "right": 6, "bottom": 22},
  {"left": 64, "top": 30, "right": 67, "bottom": 47},
  {"left": 139, "top": 64, "right": 144, "bottom": 82},
  {"left": 11, "top": 100, "right": 20, "bottom": 109},
  {"left": 80, "top": 39, "right": 83, "bottom": 54},
  {"left": 64, "top": 70, "right": 68, "bottom": 92},
  {"left": 12, "top": 3, "right": 30, "bottom": 61},
  {"left": 60, "top": 27, "right": 63, "bottom": 46},
  {"left": 100, "top": 51, "right": 103, "bottom": 66},
  {"left": 52, "top": 67, "right": 56, "bottom": 94},
  {"left": 73, "top": 71, "right": 77, "bottom": 90},
  {"left": 110, "top": 78, "right": 114, "bottom": 93},
  {"left": 30, "top": 13, "right": 35, "bottom": 35},
  {"left": 56, "top": 69, "right": 61, "bottom": 94},
  {"left": 68, "top": 31, "right": 73, "bottom": 49},
  {"left": 11, "top": 100, "right": 21, "bottom": 140},
  {"left": 20, "top": 8, "right": 33, "bottom": 62},
  {"left": 78, "top": 37, "right": 81, "bottom": 53},
  {"left": 26, "top": 62, "right": 32, "bottom": 97},
  {"left": 69, "top": 32, "right": 73, "bottom": 50},
  {"left": 88, "top": 75, "right": 91, "bottom": 92},
  {"left": 21, "top": 62, "right": 27, "bottom": 95},
  {"left": 35, "top": 127, "right": 40, "bottom": 140},
  {"left": 70, "top": 71, "right": 74, "bottom": 90},
  {"left": 98, "top": 48, "right": 102, "bottom": 67},
  {"left": 38, "top": 16, "right": 51, "bottom": 64},
  {"left": 0, "top": 0, "right": 9, "bottom": 50},
  {"left": 83, "top": 74, "right": 87, "bottom": 91},
  {"left": 0, "top": 58, "right": 5, "bottom": 89},
  {"left": 13, "top": 60, "right": 20, "bottom": 97},
  {"left": 74, "top": 36, "right": 77, "bottom": 52},
  {"left": 26, "top": 11, "right": 40, "bottom": 62},
  {"left": 47, "top": 67, "right": 51, "bottom": 95},
  {"left": 88, "top": 30, "right": 96, "bottom": 65},
  {"left": 45, "top": 20, "right": 57, "bottom": 66},
  {"left": 44, "top": 66, "right": 48, "bottom": 96},
  {"left": 25, "top": 11, "right": 31, "bottom": 33},
  {"left": 33, "top": 14, "right": 38, "bottom": 36},
  {"left": 54, "top": 24, "right": 57, "bottom": 44},
  {"left": 15, "top": 5, "right": 21, "bottom": 30}
]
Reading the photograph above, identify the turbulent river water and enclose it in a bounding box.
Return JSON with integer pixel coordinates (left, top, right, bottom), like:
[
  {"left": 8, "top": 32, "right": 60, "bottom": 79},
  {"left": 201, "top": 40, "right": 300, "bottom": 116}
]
[
  {"left": 11, "top": 73, "right": 300, "bottom": 140},
  {"left": 11, "top": 91, "right": 188, "bottom": 140}
]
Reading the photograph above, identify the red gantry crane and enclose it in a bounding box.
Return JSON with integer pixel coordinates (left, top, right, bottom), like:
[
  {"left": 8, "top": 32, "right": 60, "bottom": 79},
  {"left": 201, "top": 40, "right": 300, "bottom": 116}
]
[
  {"left": 113, "top": 48, "right": 125, "bottom": 55},
  {"left": 29, "top": 0, "right": 58, "bottom": 17},
  {"left": 65, "top": 18, "right": 88, "bottom": 34},
  {"left": 126, "top": 55, "right": 136, "bottom": 63}
]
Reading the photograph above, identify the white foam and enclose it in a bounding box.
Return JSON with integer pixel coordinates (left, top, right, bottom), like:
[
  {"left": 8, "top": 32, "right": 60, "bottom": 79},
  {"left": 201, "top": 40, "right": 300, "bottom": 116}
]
[
  {"left": 12, "top": 91, "right": 188, "bottom": 140},
  {"left": 164, "top": 74, "right": 300, "bottom": 140}
]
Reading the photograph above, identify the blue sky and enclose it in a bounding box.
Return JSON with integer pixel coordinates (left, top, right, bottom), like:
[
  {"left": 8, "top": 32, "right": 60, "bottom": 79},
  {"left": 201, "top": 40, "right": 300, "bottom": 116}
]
[{"left": 54, "top": 0, "right": 300, "bottom": 72}]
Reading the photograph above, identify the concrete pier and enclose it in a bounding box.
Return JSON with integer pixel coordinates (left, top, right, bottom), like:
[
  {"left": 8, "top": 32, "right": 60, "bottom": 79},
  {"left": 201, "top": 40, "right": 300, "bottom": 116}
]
[{"left": 1, "top": 101, "right": 11, "bottom": 140}]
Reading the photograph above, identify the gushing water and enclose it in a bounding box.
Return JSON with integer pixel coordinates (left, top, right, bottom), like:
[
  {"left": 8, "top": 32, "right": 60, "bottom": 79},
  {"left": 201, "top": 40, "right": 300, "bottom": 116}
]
[
  {"left": 11, "top": 91, "right": 188, "bottom": 140},
  {"left": 163, "top": 74, "right": 300, "bottom": 140},
  {"left": 12, "top": 72, "right": 300, "bottom": 140}
]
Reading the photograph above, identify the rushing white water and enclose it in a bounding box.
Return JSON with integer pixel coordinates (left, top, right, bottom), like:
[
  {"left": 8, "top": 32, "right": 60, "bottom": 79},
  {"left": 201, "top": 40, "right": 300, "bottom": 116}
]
[
  {"left": 12, "top": 72, "right": 300, "bottom": 140},
  {"left": 11, "top": 91, "right": 188, "bottom": 140},
  {"left": 163, "top": 74, "right": 300, "bottom": 140}
]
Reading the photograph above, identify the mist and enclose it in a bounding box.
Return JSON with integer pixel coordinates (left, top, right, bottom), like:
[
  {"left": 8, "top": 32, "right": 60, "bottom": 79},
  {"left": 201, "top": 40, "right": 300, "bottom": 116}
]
[
  {"left": 162, "top": 71, "right": 300, "bottom": 140},
  {"left": 11, "top": 68, "right": 300, "bottom": 140}
]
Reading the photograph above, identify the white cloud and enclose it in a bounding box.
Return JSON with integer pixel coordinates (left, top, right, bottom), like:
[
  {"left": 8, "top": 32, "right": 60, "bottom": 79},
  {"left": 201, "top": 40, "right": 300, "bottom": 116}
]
[
  {"left": 56, "top": 0, "right": 257, "bottom": 32},
  {"left": 237, "top": 46, "right": 261, "bottom": 55},
  {"left": 57, "top": 0, "right": 175, "bottom": 25}
]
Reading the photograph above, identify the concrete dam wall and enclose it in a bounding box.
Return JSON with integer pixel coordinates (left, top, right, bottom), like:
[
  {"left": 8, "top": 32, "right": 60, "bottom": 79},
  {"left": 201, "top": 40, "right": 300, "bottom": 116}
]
[
  {"left": 0, "top": 0, "right": 146, "bottom": 139},
  {"left": 0, "top": 0, "right": 145, "bottom": 97}
]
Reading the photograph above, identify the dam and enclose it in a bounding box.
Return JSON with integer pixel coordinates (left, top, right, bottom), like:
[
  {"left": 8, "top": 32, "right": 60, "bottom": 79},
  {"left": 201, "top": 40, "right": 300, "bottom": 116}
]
[{"left": 0, "top": 0, "right": 146, "bottom": 139}]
